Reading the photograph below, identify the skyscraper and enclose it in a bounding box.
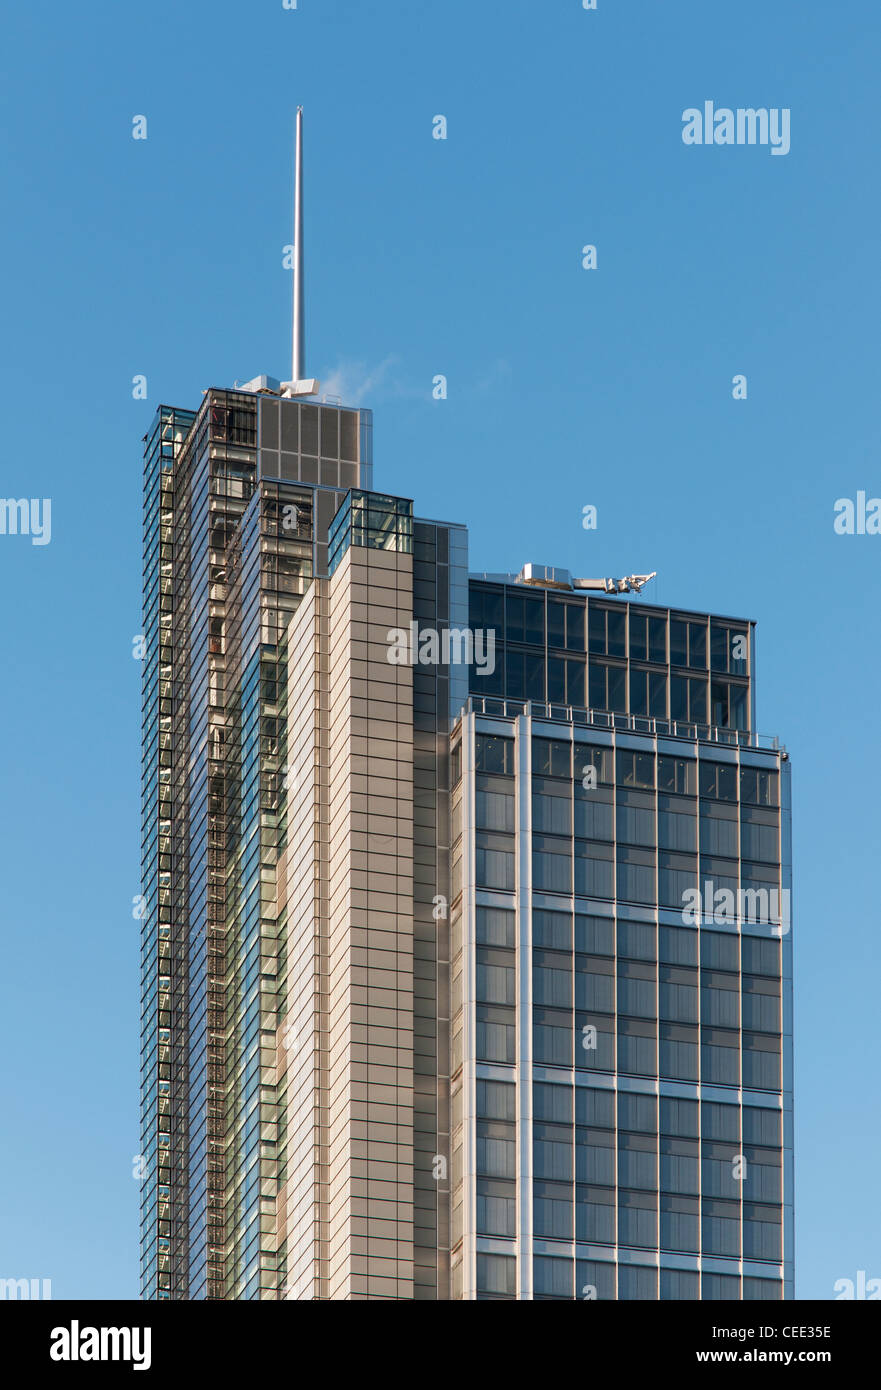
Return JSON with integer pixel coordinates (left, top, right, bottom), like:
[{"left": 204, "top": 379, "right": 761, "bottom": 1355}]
[
  {"left": 139, "top": 121, "right": 792, "bottom": 1302},
  {"left": 453, "top": 575, "right": 792, "bottom": 1300}
]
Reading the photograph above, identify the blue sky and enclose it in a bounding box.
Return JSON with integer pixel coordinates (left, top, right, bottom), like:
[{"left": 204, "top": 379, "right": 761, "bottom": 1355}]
[{"left": 0, "top": 0, "right": 877, "bottom": 1299}]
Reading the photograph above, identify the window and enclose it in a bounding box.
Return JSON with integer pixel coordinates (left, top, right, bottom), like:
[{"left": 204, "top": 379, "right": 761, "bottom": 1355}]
[
  {"left": 660, "top": 970, "right": 698, "bottom": 1023},
  {"left": 618, "top": 965, "right": 657, "bottom": 1019},
  {"left": 659, "top": 852, "right": 698, "bottom": 909},
  {"left": 660, "top": 1142, "right": 699, "bottom": 1195},
  {"left": 743, "top": 1214, "right": 781, "bottom": 1261},
  {"left": 617, "top": 798, "right": 656, "bottom": 846},
  {"left": 477, "top": 788, "right": 514, "bottom": 832},
  {"left": 574, "top": 843, "right": 614, "bottom": 899},
  {"left": 469, "top": 585, "right": 504, "bottom": 635},
  {"left": 701, "top": 1102, "right": 739, "bottom": 1142},
  {"left": 476, "top": 734, "right": 514, "bottom": 775},
  {"left": 576, "top": 1087, "right": 615, "bottom": 1127},
  {"left": 450, "top": 740, "right": 461, "bottom": 786},
  {"left": 576, "top": 1187, "right": 615, "bottom": 1243},
  {"left": 477, "top": 841, "right": 514, "bottom": 891},
  {"left": 630, "top": 667, "right": 668, "bottom": 718},
  {"left": 477, "top": 1121, "right": 515, "bottom": 1178},
  {"left": 629, "top": 613, "right": 667, "bottom": 664},
  {"left": 534, "top": 1082, "right": 573, "bottom": 1123},
  {"left": 506, "top": 649, "right": 544, "bottom": 700},
  {"left": 711, "top": 621, "right": 749, "bottom": 675},
  {"left": 712, "top": 679, "right": 749, "bottom": 730},
  {"left": 660, "top": 925, "right": 698, "bottom": 966},
  {"left": 702, "top": 1204, "right": 740, "bottom": 1258},
  {"left": 742, "top": 983, "right": 780, "bottom": 1033},
  {"left": 702, "top": 1272, "right": 740, "bottom": 1299},
  {"left": 577, "top": 1259, "right": 616, "bottom": 1300},
  {"left": 574, "top": 743, "right": 613, "bottom": 784},
  {"left": 658, "top": 756, "right": 696, "bottom": 795},
  {"left": 742, "top": 1034, "right": 781, "bottom": 1091},
  {"left": 476, "top": 907, "right": 515, "bottom": 946},
  {"left": 574, "top": 961, "right": 614, "bottom": 1013},
  {"left": 618, "top": 1192, "right": 657, "bottom": 1248},
  {"left": 702, "top": 1155, "right": 742, "bottom": 1199},
  {"left": 589, "top": 605, "right": 626, "bottom": 657},
  {"left": 575, "top": 794, "right": 614, "bottom": 840},
  {"left": 477, "top": 950, "right": 515, "bottom": 1005},
  {"left": 618, "top": 1092, "right": 657, "bottom": 1133},
  {"left": 618, "top": 1265, "right": 658, "bottom": 1299},
  {"left": 533, "top": 787, "right": 572, "bottom": 835},
  {"left": 548, "top": 599, "right": 585, "bottom": 653},
  {"left": 700, "top": 760, "right": 738, "bottom": 801},
  {"left": 534, "top": 1256, "right": 574, "bottom": 1299},
  {"left": 743, "top": 1277, "right": 782, "bottom": 1300},
  {"left": 534, "top": 1181, "right": 573, "bottom": 1238},
  {"left": 477, "top": 1006, "right": 515, "bottom": 1063},
  {"left": 741, "top": 815, "right": 779, "bottom": 863},
  {"left": 659, "top": 807, "right": 697, "bottom": 852},
  {"left": 701, "top": 978, "right": 739, "bottom": 1028},
  {"left": 590, "top": 660, "right": 627, "bottom": 712},
  {"left": 661, "top": 1199, "right": 699, "bottom": 1253},
  {"left": 617, "top": 848, "right": 656, "bottom": 904},
  {"left": 743, "top": 1106, "right": 781, "bottom": 1146},
  {"left": 670, "top": 617, "right": 707, "bottom": 669},
  {"left": 477, "top": 1183, "right": 515, "bottom": 1237},
  {"left": 661, "top": 1268, "right": 699, "bottom": 1299},
  {"left": 565, "top": 657, "right": 586, "bottom": 706},
  {"left": 616, "top": 749, "right": 655, "bottom": 789},
  {"left": 618, "top": 1020, "right": 656, "bottom": 1075},
  {"left": 477, "top": 1080, "right": 515, "bottom": 1120},
  {"left": 617, "top": 919, "right": 656, "bottom": 960},
  {"left": 660, "top": 1024, "right": 699, "bottom": 1081},
  {"left": 701, "top": 1030, "right": 740, "bottom": 1086},
  {"left": 534, "top": 839, "right": 572, "bottom": 893},
  {"left": 700, "top": 931, "right": 739, "bottom": 971},
  {"left": 618, "top": 1137, "right": 658, "bottom": 1190},
  {"left": 505, "top": 592, "right": 544, "bottom": 645},
  {"left": 477, "top": 1254, "right": 515, "bottom": 1298},
  {"left": 534, "top": 909, "right": 572, "bottom": 949},
  {"left": 743, "top": 1153, "right": 781, "bottom": 1203},
  {"left": 578, "top": 1129, "right": 615, "bottom": 1185},
  {"left": 660, "top": 1097, "right": 699, "bottom": 1138},
  {"left": 576, "top": 914, "right": 614, "bottom": 955},
  {"left": 534, "top": 1124, "right": 573, "bottom": 1180},
  {"left": 741, "top": 766, "right": 779, "bottom": 807},
  {"left": 534, "top": 1010, "right": 573, "bottom": 1066},
  {"left": 533, "top": 738, "right": 571, "bottom": 778},
  {"left": 700, "top": 807, "right": 738, "bottom": 856},
  {"left": 534, "top": 952, "right": 572, "bottom": 1008}
]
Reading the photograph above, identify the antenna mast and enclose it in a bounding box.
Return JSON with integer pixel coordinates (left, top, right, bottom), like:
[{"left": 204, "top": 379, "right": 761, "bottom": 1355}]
[
  {"left": 282, "top": 107, "right": 319, "bottom": 398},
  {"left": 292, "top": 106, "right": 305, "bottom": 383}
]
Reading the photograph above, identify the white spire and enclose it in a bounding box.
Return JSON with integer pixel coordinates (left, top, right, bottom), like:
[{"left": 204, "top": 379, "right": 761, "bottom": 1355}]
[{"left": 282, "top": 107, "right": 319, "bottom": 398}]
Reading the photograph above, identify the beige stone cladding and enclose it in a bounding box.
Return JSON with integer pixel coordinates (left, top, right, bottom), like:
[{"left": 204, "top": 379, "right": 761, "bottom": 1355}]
[{"left": 278, "top": 544, "right": 416, "bottom": 1299}]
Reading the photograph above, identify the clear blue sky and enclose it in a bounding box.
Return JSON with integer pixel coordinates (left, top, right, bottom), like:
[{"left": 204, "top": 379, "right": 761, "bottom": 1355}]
[{"left": 0, "top": 0, "right": 877, "bottom": 1300}]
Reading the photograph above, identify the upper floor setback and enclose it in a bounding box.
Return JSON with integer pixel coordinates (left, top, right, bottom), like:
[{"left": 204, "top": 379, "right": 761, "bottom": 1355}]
[{"left": 468, "top": 575, "right": 759, "bottom": 740}]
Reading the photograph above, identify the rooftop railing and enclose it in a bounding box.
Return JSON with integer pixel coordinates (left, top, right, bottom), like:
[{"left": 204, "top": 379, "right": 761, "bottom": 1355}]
[{"left": 460, "top": 695, "right": 783, "bottom": 753}]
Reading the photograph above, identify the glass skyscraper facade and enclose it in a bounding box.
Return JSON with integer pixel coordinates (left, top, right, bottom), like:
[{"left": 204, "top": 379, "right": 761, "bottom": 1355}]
[
  {"left": 449, "top": 579, "right": 792, "bottom": 1299},
  {"left": 141, "top": 390, "right": 792, "bottom": 1300}
]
